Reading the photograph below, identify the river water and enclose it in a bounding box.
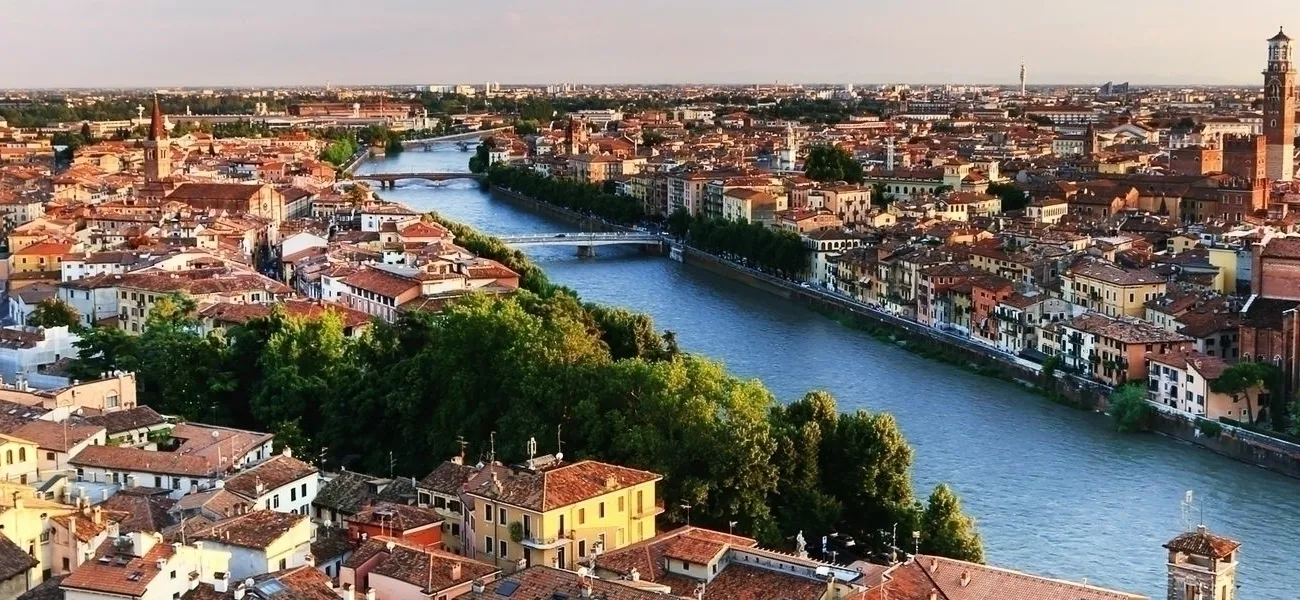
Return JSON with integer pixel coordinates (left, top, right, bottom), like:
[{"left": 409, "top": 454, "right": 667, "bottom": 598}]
[{"left": 356, "top": 144, "right": 1299, "bottom": 600}]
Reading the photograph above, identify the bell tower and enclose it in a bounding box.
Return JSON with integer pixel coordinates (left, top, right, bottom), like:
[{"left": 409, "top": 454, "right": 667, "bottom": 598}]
[
  {"left": 143, "top": 96, "right": 171, "bottom": 183},
  {"left": 1263, "top": 27, "right": 1296, "bottom": 182},
  {"left": 1164, "top": 525, "right": 1240, "bottom": 600}
]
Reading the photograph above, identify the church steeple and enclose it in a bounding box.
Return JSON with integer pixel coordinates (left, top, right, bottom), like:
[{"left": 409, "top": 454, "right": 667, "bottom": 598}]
[
  {"left": 143, "top": 95, "right": 171, "bottom": 183},
  {"left": 148, "top": 95, "right": 166, "bottom": 141}
]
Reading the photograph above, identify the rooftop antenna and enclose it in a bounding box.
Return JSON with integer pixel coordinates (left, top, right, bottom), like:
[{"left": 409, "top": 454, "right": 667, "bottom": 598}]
[
  {"left": 456, "top": 436, "right": 467, "bottom": 461},
  {"left": 1180, "top": 490, "right": 1197, "bottom": 532},
  {"left": 389, "top": 451, "right": 395, "bottom": 478},
  {"left": 680, "top": 503, "right": 693, "bottom": 527},
  {"left": 555, "top": 424, "right": 564, "bottom": 461},
  {"left": 526, "top": 436, "right": 537, "bottom": 468},
  {"left": 488, "top": 431, "right": 496, "bottom": 464}
]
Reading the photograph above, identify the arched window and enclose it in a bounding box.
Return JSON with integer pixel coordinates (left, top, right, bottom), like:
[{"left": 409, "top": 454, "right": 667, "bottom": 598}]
[
  {"left": 17, "top": 448, "right": 24, "bottom": 462},
  {"left": 4, "top": 450, "right": 11, "bottom": 465}
]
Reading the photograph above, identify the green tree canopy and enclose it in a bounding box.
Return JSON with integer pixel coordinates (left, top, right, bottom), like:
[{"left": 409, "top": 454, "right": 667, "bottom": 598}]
[
  {"left": 28, "top": 299, "right": 81, "bottom": 330},
  {"left": 920, "top": 483, "right": 985, "bottom": 563},
  {"left": 1108, "top": 383, "right": 1151, "bottom": 433},
  {"left": 804, "top": 144, "right": 864, "bottom": 184},
  {"left": 1211, "top": 362, "right": 1282, "bottom": 426}
]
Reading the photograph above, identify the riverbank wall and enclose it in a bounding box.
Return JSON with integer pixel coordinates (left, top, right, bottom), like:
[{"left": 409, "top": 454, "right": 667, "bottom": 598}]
[
  {"left": 490, "top": 186, "right": 625, "bottom": 233},
  {"left": 681, "top": 245, "right": 1300, "bottom": 480}
]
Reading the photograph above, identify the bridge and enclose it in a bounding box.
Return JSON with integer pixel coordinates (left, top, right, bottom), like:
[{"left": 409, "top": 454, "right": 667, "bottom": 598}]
[
  {"left": 498, "top": 232, "right": 666, "bottom": 257},
  {"left": 352, "top": 172, "right": 486, "bottom": 188},
  {"left": 402, "top": 127, "right": 512, "bottom": 149}
]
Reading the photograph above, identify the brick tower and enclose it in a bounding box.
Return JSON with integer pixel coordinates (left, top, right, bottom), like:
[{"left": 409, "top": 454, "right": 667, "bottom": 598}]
[
  {"left": 1164, "top": 525, "right": 1239, "bottom": 600},
  {"left": 143, "top": 96, "right": 171, "bottom": 183},
  {"left": 1263, "top": 27, "right": 1295, "bottom": 182}
]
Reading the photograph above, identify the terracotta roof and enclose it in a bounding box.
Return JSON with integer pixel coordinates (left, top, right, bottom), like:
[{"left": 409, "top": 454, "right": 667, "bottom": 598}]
[
  {"left": 61, "top": 538, "right": 174, "bottom": 597},
  {"left": 0, "top": 533, "right": 37, "bottom": 582},
  {"left": 70, "top": 444, "right": 223, "bottom": 478},
  {"left": 1260, "top": 236, "right": 1300, "bottom": 259},
  {"left": 418, "top": 460, "right": 478, "bottom": 494},
  {"left": 601, "top": 526, "right": 756, "bottom": 585},
  {"left": 1164, "top": 526, "right": 1241, "bottom": 559},
  {"left": 865, "top": 555, "right": 1143, "bottom": 600},
  {"left": 342, "top": 268, "right": 418, "bottom": 299},
  {"left": 1067, "top": 261, "right": 1165, "bottom": 286},
  {"left": 703, "top": 563, "right": 827, "bottom": 600},
  {"left": 199, "top": 299, "right": 371, "bottom": 330},
  {"left": 466, "top": 566, "right": 663, "bottom": 600},
  {"left": 360, "top": 538, "right": 498, "bottom": 593},
  {"left": 222, "top": 453, "right": 317, "bottom": 500},
  {"left": 149, "top": 96, "right": 165, "bottom": 141},
  {"left": 167, "top": 183, "right": 263, "bottom": 202},
  {"left": 17, "top": 574, "right": 65, "bottom": 600},
  {"left": 191, "top": 510, "right": 306, "bottom": 550},
  {"left": 347, "top": 502, "right": 443, "bottom": 532},
  {"left": 171, "top": 488, "right": 250, "bottom": 519},
  {"left": 466, "top": 460, "right": 661, "bottom": 512},
  {"left": 313, "top": 470, "right": 418, "bottom": 516},
  {"left": 101, "top": 488, "right": 177, "bottom": 533},
  {"left": 169, "top": 422, "right": 273, "bottom": 466},
  {"left": 82, "top": 406, "right": 167, "bottom": 435},
  {"left": 8, "top": 420, "right": 103, "bottom": 452}
]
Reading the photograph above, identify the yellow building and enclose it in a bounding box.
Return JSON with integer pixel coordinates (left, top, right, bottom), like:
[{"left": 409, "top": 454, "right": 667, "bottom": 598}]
[
  {"left": 1063, "top": 261, "right": 1167, "bottom": 318},
  {"left": 8, "top": 241, "right": 73, "bottom": 275},
  {"left": 0, "top": 490, "right": 75, "bottom": 591},
  {"left": 0, "top": 434, "right": 37, "bottom": 485},
  {"left": 423, "top": 458, "right": 662, "bottom": 573}
]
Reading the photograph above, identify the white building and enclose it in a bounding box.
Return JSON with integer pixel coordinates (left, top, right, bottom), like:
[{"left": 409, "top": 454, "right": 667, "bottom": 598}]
[{"left": 221, "top": 451, "right": 319, "bottom": 516}]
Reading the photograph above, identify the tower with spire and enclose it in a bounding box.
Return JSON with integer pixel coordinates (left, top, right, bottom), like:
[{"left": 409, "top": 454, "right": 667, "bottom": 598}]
[
  {"left": 143, "top": 96, "right": 171, "bottom": 183},
  {"left": 1263, "top": 26, "right": 1296, "bottom": 182}
]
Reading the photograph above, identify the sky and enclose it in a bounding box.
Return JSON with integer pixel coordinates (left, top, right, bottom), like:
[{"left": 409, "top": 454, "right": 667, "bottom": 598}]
[{"left": 1, "top": 0, "right": 1295, "bottom": 88}]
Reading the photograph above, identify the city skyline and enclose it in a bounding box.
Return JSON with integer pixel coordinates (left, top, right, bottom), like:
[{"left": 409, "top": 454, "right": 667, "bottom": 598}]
[{"left": 1, "top": 0, "right": 1296, "bottom": 88}]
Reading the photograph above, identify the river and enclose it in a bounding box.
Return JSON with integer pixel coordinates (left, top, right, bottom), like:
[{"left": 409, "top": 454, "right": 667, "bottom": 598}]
[{"left": 356, "top": 144, "right": 1299, "bottom": 600}]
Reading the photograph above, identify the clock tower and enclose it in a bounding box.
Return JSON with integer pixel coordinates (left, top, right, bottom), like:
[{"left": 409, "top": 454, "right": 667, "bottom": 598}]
[{"left": 1263, "top": 27, "right": 1295, "bottom": 182}]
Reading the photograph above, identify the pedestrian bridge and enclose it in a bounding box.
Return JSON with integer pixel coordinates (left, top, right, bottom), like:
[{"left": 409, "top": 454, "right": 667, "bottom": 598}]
[{"left": 498, "top": 233, "right": 665, "bottom": 256}]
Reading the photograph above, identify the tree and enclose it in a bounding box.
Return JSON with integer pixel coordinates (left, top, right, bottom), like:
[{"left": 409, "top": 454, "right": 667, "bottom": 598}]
[
  {"left": 986, "top": 182, "right": 1028, "bottom": 212},
  {"left": 804, "top": 144, "right": 863, "bottom": 184},
  {"left": 642, "top": 131, "right": 668, "bottom": 147},
  {"left": 1212, "top": 362, "right": 1282, "bottom": 426},
  {"left": 513, "top": 120, "right": 540, "bottom": 136},
  {"left": 346, "top": 183, "right": 371, "bottom": 206},
  {"left": 666, "top": 209, "right": 692, "bottom": 239},
  {"left": 79, "top": 122, "right": 95, "bottom": 144},
  {"left": 920, "top": 483, "right": 985, "bottom": 563},
  {"left": 28, "top": 299, "right": 81, "bottom": 330},
  {"left": 822, "top": 410, "right": 918, "bottom": 552},
  {"left": 1108, "top": 384, "right": 1151, "bottom": 433},
  {"left": 468, "top": 143, "right": 491, "bottom": 173}
]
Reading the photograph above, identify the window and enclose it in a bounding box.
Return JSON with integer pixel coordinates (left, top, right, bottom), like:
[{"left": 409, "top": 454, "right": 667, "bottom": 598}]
[
  {"left": 105, "top": 393, "right": 119, "bottom": 408},
  {"left": 485, "top": 536, "right": 494, "bottom": 554},
  {"left": 484, "top": 504, "right": 493, "bottom": 523},
  {"left": 170, "top": 570, "right": 177, "bottom": 579},
  {"left": 450, "top": 523, "right": 460, "bottom": 537},
  {"left": 18, "top": 448, "right": 24, "bottom": 462},
  {"left": 273, "top": 495, "right": 280, "bottom": 509},
  {"left": 578, "top": 540, "right": 586, "bottom": 558},
  {"left": 301, "top": 483, "right": 307, "bottom": 497},
  {"left": 433, "top": 496, "right": 447, "bottom": 509},
  {"left": 279, "top": 558, "right": 287, "bottom": 571},
  {"left": 62, "top": 557, "right": 70, "bottom": 571},
  {"left": 499, "top": 507, "right": 506, "bottom": 524},
  {"left": 172, "top": 478, "right": 181, "bottom": 490},
  {"left": 4, "top": 450, "right": 10, "bottom": 465},
  {"left": 46, "top": 452, "right": 53, "bottom": 461},
  {"left": 449, "top": 500, "right": 461, "bottom": 514},
  {"left": 578, "top": 508, "right": 585, "bottom": 525},
  {"left": 499, "top": 539, "right": 508, "bottom": 559},
  {"left": 290, "top": 488, "right": 297, "bottom": 502},
  {"left": 154, "top": 476, "right": 163, "bottom": 488},
  {"left": 599, "top": 502, "right": 605, "bottom": 519}
]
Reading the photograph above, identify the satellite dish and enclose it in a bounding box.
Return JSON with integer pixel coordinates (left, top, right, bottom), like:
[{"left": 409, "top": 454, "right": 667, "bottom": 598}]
[
  {"left": 555, "top": 452, "right": 564, "bottom": 461},
  {"left": 576, "top": 567, "right": 590, "bottom": 578}
]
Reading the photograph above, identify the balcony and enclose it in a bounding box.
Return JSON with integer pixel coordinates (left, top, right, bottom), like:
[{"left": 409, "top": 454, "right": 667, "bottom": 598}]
[
  {"left": 633, "top": 499, "right": 666, "bottom": 519},
  {"left": 520, "top": 532, "right": 570, "bottom": 550}
]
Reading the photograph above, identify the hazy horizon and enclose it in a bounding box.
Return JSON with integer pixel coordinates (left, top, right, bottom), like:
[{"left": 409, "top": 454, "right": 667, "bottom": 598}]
[{"left": 2, "top": 0, "right": 1294, "bottom": 89}]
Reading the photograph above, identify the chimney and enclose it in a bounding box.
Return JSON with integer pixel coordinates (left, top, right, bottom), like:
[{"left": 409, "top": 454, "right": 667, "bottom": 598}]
[
  {"left": 928, "top": 557, "right": 938, "bottom": 573},
  {"left": 213, "top": 573, "right": 228, "bottom": 593},
  {"left": 959, "top": 570, "right": 971, "bottom": 588},
  {"left": 450, "top": 562, "right": 462, "bottom": 581},
  {"left": 188, "top": 573, "right": 200, "bottom": 591},
  {"left": 341, "top": 584, "right": 355, "bottom": 600},
  {"left": 304, "top": 553, "right": 315, "bottom": 567},
  {"left": 365, "top": 588, "right": 376, "bottom": 600},
  {"left": 233, "top": 583, "right": 246, "bottom": 600},
  {"left": 471, "top": 579, "right": 486, "bottom": 594},
  {"left": 630, "top": 567, "right": 640, "bottom": 582},
  {"left": 282, "top": 446, "right": 293, "bottom": 458},
  {"left": 92, "top": 506, "right": 103, "bottom": 525}
]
